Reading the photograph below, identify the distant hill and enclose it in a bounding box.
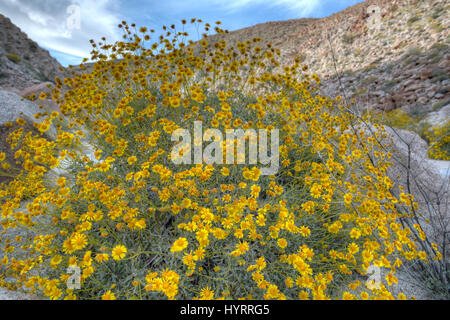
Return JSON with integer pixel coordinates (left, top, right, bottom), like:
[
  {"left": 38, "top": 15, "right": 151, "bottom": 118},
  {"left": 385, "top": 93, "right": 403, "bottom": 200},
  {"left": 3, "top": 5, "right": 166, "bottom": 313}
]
[
  {"left": 208, "top": 0, "right": 449, "bottom": 115},
  {"left": 0, "top": 14, "right": 63, "bottom": 91}
]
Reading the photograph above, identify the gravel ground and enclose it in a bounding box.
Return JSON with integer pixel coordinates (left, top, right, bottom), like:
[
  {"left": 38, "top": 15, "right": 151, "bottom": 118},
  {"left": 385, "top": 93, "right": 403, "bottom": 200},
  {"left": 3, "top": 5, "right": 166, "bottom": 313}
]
[{"left": 0, "top": 287, "right": 44, "bottom": 300}]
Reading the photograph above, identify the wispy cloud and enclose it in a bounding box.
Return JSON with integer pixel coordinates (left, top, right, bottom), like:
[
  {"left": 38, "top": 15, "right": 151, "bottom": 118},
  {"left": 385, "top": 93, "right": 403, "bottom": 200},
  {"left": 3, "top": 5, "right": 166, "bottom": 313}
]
[
  {"left": 0, "top": 0, "right": 361, "bottom": 66},
  {"left": 218, "top": 0, "right": 321, "bottom": 15},
  {"left": 162, "top": 0, "right": 321, "bottom": 17}
]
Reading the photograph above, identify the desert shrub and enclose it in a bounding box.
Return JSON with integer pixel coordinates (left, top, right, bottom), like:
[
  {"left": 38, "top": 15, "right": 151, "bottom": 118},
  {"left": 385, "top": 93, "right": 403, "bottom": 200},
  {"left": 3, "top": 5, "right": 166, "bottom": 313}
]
[
  {"left": 402, "top": 47, "right": 422, "bottom": 66},
  {"left": 342, "top": 32, "right": 357, "bottom": 44},
  {"left": 36, "top": 68, "right": 51, "bottom": 82},
  {"left": 6, "top": 52, "right": 21, "bottom": 64},
  {"left": 430, "top": 7, "right": 443, "bottom": 19},
  {"left": 351, "top": 88, "right": 367, "bottom": 98},
  {"left": 432, "top": 99, "right": 450, "bottom": 112},
  {"left": 363, "top": 63, "right": 377, "bottom": 72},
  {"left": 360, "top": 76, "right": 377, "bottom": 86},
  {"left": 407, "top": 16, "right": 420, "bottom": 26},
  {"left": 423, "top": 120, "right": 450, "bottom": 160},
  {"left": 375, "top": 109, "right": 449, "bottom": 161},
  {"left": 381, "top": 80, "right": 398, "bottom": 91},
  {"left": 430, "top": 42, "right": 448, "bottom": 54},
  {"left": 374, "top": 109, "right": 418, "bottom": 131},
  {"left": 0, "top": 21, "right": 440, "bottom": 300},
  {"left": 431, "top": 22, "right": 444, "bottom": 33},
  {"left": 433, "top": 73, "right": 449, "bottom": 82},
  {"left": 29, "top": 42, "right": 38, "bottom": 52}
]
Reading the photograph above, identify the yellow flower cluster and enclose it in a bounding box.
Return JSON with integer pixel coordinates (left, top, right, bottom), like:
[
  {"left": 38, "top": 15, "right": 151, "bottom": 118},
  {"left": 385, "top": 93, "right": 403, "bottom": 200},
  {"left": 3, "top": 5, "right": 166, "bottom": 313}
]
[
  {"left": 0, "top": 20, "right": 440, "bottom": 300},
  {"left": 424, "top": 120, "right": 450, "bottom": 160},
  {"left": 145, "top": 270, "right": 180, "bottom": 299}
]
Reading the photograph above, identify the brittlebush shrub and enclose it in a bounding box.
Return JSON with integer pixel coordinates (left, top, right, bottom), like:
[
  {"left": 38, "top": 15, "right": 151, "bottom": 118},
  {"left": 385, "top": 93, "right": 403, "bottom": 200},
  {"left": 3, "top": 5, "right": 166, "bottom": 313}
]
[
  {"left": 371, "top": 109, "right": 449, "bottom": 161},
  {"left": 423, "top": 120, "right": 450, "bottom": 160},
  {"left": 376, "top": 109, "right": 417, "bottom": 131},
  {"left": 0, "top": 21, "right": 441, "bottom": 300},
  {"left": 6, "top": 52, "right": 21, "bottom": 64}
]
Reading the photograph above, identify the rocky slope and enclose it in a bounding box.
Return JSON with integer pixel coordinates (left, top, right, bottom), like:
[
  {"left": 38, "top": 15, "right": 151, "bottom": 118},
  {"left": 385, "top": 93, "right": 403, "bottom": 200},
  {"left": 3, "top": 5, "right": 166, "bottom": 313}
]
[
  {"left": 210, "top": 0, "right": 449, "bottom": 118},
  {"left": 2, "top": 1, "right": 448, "bottom": 119},
  {"left": 0, "top": 14, "right": 63, "bottom": 92}
]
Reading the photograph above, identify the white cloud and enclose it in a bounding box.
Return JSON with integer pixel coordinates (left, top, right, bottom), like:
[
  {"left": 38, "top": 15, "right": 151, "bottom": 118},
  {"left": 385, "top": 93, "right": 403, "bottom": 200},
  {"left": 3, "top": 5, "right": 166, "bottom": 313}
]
[
  {"left": 0, "top": 0, "right": 123, "bottom": 63},
  {"left": 0, "top": 0, "right": 326, "bottom": 65},
  {"left": 162, "top": 0, "right": 321, "bottom": 19},
  {"left": 212, "top": 0, "right": 321, "bottom": 16}
]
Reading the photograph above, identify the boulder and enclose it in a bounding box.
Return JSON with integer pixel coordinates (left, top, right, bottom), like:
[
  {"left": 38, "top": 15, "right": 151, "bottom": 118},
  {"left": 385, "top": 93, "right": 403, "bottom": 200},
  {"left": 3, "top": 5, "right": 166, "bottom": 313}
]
[
  {"left": 19, "top": 82, "right": 53, "bottom": 98},
  {"left": 417, "top": 96, "right": 428, "bottom": 104},
  {"left": 19, "top": 82, "right": 58, "bottom": 112},
  {"left": 383, "top": 96, "right": 396, "bottom": 111},
  {"left": 0, "top": 89, "right": 55, "bottom": 183},
  {"left": 424, "top": 104, "right": 450, "bottom": 127},
  {"left": 392, "top": 92, "right": 405, "bottom": 105},
  {"left": 382, "top": 126, "right": 449, "bottom": 297},
  {"left": 420, "top": 67, "right": 433, "bottom": 80},
  {"left": 357, "top": 125, "right": 449, "bottom": 299},
  {"left": 0, "top": 89, "right": 41, "bottom": 125}
]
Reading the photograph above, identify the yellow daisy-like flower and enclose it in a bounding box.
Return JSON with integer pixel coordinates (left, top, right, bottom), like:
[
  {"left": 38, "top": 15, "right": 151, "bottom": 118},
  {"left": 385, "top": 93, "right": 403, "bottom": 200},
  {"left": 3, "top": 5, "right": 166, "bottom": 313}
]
[
  {"left": 349, "top": 228, "right": 361, "bottom": 239},
  {"left": 50, "top": 255, "right": 62, "bottom": 267},
  {"left": 111, "top": 245, "right": 127, "bottom": 260},
  {"left": 299, "top": 226, "right": 311, "bottom": 238},
  {"left": 96, "top": 253, "right": 109, "bottom": 263},
  {"left": 127, "top": 156, "right": 137, "bottom": 165},
  {"left": 342, "top": 291, "right": 356, "bottom": 300},
  {"left": 221, "top": 167, "right": 230, "bottom": 176},
  {"left": 199, "top": 286, "right": 214, "bottom": 300},
  {"left": 277, "top": 238, "right": 287, "bottom": 248},
  {"left": 101, "top": 290, "right": 116, "bottom": 300},
  {"left": 360, "top": 291, "right": 369, "bottom": 300},
  {"left": 170, "top": 237, "right": 188, "bottom": 253},
  {"left": 344, "top": 193, "right": 353, "bottom": 205},
  {"left": 71, "top": 233, "right": 88, "bottom": 251}
]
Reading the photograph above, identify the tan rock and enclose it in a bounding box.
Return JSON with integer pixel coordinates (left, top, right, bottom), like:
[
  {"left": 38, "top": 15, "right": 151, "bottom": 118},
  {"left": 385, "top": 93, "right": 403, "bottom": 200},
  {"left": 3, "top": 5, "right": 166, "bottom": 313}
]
[
  {"left": 417, "top": 96, "right": 428, "bottom": 104},
  {"left": 392, "top": 39, "right": 404, "bottom": 49},
  {"left": 420, "top": 67, "right": 433, "bottom": 80},
  {"left": 19, "top": 82, "right": 53, "bottom": 99},
  {"left": 34, "top": 98, "right": 58, "bottom": 112}
]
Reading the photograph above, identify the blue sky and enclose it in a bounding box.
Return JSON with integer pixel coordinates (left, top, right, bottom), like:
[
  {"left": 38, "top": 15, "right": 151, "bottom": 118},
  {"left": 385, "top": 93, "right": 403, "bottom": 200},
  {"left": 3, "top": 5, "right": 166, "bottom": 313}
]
[{"left": 0, "top": 0, "right": 363, "bottom": 66}]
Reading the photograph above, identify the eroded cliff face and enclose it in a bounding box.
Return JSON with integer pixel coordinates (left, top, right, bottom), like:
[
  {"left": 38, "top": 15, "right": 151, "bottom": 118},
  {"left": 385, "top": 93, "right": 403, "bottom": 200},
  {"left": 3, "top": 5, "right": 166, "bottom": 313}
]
[
  {"left": 209, "top": 0, "right": 449, "bottom": 116},
  {"left": 0, "top": 14, "right": 62, "bottom": 91}
]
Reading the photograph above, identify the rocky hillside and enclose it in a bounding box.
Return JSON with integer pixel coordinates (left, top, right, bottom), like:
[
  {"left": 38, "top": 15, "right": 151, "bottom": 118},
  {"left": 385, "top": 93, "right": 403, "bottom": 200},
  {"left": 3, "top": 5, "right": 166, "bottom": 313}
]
[
  {"left": 210, "top": 0, "right": 449, "bottom": 119},
  {"left": 0, "top": 14, "right": 63, "bottom": 92}
]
